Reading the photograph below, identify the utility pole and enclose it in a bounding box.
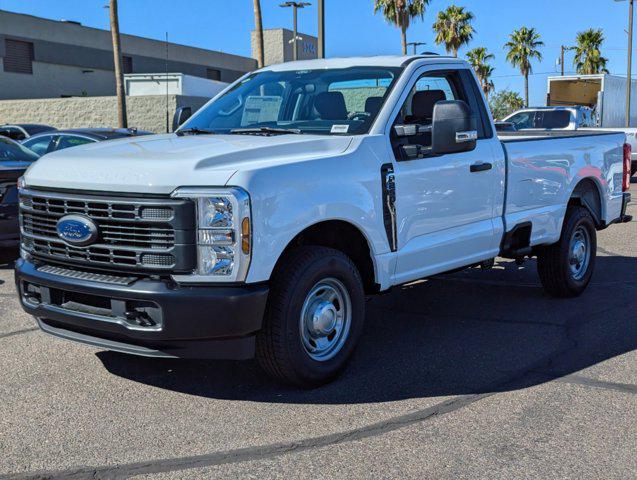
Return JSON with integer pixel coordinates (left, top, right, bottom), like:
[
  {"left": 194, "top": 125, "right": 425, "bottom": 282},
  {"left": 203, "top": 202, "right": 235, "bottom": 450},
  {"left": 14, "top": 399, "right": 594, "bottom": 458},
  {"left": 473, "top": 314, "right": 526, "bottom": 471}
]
[
  {"left": 406, "top": 42, "right": 426, "bottom": 55},
  {"left": 280, "top": 2, "right": 311, "bottom": 61},
  {"left": 560, "top": 45, "right": 575, "bottom": 76},
  {"left": 318, "top": 0, "right": 325, "bottom": 59},
  {"left": 108, "top": 0, "right": 127, "bottom": 128}
]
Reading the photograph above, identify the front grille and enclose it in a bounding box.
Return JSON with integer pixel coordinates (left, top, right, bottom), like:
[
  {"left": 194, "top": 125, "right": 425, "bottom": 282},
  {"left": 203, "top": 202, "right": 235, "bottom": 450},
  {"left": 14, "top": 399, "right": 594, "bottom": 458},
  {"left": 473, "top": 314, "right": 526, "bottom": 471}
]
[{"left": 20, "top": 189, "right": 196, "bottom": 273}]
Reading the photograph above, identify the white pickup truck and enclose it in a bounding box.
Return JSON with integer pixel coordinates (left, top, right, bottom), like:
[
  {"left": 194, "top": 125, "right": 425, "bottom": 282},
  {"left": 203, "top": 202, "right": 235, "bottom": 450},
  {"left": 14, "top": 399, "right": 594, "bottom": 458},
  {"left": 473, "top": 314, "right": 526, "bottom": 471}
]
[{"left": 16, "top": 56, "right": 632, "bottom": 387}]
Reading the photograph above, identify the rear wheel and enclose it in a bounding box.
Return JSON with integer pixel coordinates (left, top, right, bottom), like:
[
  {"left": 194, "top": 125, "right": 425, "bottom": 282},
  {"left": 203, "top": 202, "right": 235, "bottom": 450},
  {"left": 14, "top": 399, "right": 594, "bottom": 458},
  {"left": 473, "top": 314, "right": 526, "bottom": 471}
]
[
  {"left": 256, "top": 246, "right": 365, "bottom": 388},
  {"left": 537, "top": 206, "right": 597, "bottom": 298}
]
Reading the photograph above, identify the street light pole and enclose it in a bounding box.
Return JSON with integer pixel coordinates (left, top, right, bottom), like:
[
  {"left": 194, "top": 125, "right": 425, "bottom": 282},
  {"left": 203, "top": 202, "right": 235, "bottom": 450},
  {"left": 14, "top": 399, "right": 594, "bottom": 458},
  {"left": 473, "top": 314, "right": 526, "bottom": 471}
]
[
  {"left": 617, "top": 0, "right": 635, "bottom": 127},
  {"left": 318, "top": 0, "right": 325, "bottom": 59},
  {"left": 406, "top": 42, "right": 426, "bottom": 55},
  {"left": 280, "top": 2, "right": 311, "bottom": 61},
  {"left": 628, "top": 0, "right": 634, "bottom": 127}
]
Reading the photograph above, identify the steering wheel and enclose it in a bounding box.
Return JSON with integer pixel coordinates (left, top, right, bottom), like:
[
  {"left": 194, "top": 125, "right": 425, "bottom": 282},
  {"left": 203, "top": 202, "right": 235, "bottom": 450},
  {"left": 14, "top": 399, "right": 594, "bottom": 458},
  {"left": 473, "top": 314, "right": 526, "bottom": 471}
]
[{"left": 348, "top": 112, "right": 371, "bottom": 122}]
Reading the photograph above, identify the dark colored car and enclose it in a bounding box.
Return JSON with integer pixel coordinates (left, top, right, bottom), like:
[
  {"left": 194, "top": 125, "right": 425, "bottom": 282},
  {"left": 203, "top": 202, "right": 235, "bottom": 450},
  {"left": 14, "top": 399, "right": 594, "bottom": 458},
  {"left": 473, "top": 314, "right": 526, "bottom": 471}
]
[
  {"left": 0, "top": 137, "right": 39, "bottom": 263},
  {"left": 21, "top": 128, "right": 152, "bottom": 156},
  {"left": 0, "top": 124, "right": 56, "bottom": 141}
]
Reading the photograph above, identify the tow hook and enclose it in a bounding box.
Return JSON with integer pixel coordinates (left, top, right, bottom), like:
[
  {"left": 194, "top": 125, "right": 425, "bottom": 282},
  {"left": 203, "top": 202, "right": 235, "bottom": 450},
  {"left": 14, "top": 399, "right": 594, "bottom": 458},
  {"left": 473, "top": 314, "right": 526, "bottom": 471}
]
[{"left": 125, "top": 310, "right": 156, "bottom": 328}]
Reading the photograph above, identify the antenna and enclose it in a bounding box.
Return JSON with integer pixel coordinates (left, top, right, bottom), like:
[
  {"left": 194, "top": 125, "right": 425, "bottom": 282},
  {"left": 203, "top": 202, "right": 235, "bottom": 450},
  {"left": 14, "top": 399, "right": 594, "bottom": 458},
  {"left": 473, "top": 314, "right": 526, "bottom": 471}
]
[{"left": 165, "top": 32, "right": 169, "bottom": 133}]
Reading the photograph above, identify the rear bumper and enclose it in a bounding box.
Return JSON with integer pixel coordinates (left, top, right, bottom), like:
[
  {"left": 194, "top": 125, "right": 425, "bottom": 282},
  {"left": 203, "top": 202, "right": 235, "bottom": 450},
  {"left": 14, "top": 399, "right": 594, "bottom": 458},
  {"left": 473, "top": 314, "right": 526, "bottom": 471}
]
[{"left": 15, "top": 258, "right": 269, "bottom": 359}]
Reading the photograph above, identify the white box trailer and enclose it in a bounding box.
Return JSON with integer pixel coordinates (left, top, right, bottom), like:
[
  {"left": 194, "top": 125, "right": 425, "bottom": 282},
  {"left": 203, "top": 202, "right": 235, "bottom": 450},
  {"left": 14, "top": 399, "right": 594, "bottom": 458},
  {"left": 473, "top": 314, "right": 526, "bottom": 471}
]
[
  {"left": 124, "top": 73, "right": 228, "bottom": 98},
  {"left": 547, "top": 74, "right": 637, "bottom": 127}
]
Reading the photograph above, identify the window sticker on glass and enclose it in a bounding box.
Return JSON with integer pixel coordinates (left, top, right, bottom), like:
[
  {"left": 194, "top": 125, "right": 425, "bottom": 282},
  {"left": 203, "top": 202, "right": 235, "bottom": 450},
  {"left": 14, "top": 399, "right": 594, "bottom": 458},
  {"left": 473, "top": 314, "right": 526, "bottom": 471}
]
[
  {"left": 330, "top": 124, "right": 350, "bottom": 134},
  {"left": 241, "top": 96, "right": 283, "bottom": 126}
]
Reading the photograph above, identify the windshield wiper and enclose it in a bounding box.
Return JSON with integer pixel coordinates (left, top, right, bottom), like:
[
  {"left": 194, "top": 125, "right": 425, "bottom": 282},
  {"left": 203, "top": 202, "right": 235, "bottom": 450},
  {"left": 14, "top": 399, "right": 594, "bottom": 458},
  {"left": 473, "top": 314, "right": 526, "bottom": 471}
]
[
  {"left": 175, "top": 127, "right": 216, "bottom": 136},
  {"left": 229, "top": 127, "right": 302, "bottom": 136}
]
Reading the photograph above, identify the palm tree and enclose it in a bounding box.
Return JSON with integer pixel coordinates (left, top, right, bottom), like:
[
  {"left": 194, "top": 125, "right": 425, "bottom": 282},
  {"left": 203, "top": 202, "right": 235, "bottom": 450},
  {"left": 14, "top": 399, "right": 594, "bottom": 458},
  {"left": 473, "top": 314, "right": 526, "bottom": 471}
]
[
  {"left": 574, "top": 28, "right": 609, "bottom": 75},
  {"left": 109, "top": 0, "right": 127, "bottom": 128},
  {"left": 432, "top": 5, "right": 475, "bottom": 57},
  {"left": 505, "top": 27, "right": 543, "bottom": 107},
  {"left": 253, "top": 0, "right": 265, "bottom": 68},
  {"left": 374, "top": 0, "right": 430, "bottom": 55},
  {"left": 466, "top": 47, "right": 495, "bottom": 97}
]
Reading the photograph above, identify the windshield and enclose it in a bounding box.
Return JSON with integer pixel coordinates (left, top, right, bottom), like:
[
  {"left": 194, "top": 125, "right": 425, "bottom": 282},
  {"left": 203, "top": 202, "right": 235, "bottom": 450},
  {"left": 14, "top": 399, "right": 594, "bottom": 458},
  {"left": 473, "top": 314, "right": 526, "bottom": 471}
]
[
  {"left": 0, "top": 137, "right": 39, "bottom": 162},
  {"left": 181, "top": 66, "right": 403, "bottom": 135}
]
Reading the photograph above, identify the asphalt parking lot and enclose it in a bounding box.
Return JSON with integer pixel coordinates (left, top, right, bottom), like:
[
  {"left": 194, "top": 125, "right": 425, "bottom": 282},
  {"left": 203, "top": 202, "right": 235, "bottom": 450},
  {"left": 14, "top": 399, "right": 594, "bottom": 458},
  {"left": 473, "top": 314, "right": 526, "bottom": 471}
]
[{"left": 1, "top": 182, "right": 635, "bottom": 480}]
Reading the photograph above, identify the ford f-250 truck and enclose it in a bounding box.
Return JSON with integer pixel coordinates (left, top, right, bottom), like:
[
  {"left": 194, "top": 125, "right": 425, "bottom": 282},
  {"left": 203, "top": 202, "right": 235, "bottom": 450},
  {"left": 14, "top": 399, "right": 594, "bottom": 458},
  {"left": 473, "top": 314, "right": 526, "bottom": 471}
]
[{"left": 15, "top": 56, "right": 633, "bottom": 387}]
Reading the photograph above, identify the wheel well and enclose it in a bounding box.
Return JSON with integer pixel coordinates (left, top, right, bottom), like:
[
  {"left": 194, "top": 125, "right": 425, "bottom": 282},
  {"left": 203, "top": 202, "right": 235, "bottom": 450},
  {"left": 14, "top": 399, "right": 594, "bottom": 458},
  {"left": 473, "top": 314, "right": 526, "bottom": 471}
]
[
  {"left": 569, "top": 178, "right": 603, "bottom": 228},
  {"left": 276, "top": 221, "right": 377, "bottom": 294}
]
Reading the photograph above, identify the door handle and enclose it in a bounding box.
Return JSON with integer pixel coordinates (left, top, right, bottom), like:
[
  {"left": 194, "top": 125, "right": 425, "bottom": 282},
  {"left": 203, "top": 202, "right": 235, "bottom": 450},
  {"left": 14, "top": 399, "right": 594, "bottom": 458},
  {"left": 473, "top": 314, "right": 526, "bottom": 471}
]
[{"left": 470, "top": 162, "right": 493, "bottom": 173}]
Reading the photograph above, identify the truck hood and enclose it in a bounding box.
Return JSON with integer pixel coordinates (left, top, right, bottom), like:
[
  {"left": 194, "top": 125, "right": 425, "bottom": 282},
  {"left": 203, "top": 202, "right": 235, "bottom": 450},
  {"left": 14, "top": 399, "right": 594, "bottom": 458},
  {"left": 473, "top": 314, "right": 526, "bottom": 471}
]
[{"left": 24, "top": 133, "right": 353, "bottom": 194}]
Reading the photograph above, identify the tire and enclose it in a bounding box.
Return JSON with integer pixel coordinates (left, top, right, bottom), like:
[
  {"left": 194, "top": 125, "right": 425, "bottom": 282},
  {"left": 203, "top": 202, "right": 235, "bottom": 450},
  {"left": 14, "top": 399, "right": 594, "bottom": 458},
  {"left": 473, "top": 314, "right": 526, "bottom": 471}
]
[
  {"left": 256, "top": 246, "right": 365, "bottom": 388},
  {"left": 537, "top": 206, "right": 597, "bottom": 298}
]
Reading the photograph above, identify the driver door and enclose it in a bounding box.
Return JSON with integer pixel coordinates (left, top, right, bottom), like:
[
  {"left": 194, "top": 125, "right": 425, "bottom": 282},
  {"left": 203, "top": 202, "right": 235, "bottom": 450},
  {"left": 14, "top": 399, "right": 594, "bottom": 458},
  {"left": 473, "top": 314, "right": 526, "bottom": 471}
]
[{"left": 389, "top": 68, "right": 504, "bottom": 285}]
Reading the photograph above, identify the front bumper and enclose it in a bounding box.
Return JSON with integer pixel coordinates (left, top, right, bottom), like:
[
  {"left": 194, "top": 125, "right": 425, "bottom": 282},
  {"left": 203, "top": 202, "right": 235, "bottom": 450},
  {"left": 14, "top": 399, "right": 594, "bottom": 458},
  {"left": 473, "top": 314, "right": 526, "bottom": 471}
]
[{"left": 15, "top": 258, "right": 269, "bottom": 359}]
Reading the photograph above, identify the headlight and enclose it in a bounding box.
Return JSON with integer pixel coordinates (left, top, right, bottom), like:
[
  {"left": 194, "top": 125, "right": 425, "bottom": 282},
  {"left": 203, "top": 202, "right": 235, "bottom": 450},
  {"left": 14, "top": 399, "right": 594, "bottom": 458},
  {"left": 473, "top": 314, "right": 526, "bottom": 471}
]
[{"left": 170, "top": 187, "right": 251, "bottom": 283}]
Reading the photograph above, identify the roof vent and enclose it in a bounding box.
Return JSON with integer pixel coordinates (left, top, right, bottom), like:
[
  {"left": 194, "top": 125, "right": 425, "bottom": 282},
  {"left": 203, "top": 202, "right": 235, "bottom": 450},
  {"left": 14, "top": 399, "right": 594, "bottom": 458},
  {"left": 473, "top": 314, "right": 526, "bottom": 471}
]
[{"left": 60, "top": 19, "right": 82, "bottom": 26}]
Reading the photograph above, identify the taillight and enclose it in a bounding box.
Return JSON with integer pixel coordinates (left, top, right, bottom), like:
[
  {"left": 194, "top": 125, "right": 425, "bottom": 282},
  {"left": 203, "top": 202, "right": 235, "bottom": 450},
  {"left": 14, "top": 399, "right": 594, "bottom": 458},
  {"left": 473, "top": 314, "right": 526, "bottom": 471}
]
[{"left": 623, "top": 143, "right": 631, "bottom": 192}]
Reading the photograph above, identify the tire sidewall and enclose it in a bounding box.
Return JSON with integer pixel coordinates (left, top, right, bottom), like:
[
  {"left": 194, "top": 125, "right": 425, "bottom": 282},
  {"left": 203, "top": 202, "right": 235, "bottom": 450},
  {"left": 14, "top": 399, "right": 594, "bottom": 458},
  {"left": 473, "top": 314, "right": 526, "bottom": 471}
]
[{"left": 279, "top": 252, "right": 365, "bottom": 385}]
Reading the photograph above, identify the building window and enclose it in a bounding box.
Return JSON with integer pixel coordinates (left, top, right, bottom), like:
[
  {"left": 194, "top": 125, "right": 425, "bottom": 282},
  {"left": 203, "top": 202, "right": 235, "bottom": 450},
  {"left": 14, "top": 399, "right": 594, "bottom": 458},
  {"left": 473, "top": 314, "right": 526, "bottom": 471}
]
[
  {"left": 4, "top": 39, "right": 34, "bottom": 74},
  {"left": 122, "top": 55, "right": 133, "bottom": 74},
  {"left": 206, "top": 68, "right": 221, "bottom": 81}
]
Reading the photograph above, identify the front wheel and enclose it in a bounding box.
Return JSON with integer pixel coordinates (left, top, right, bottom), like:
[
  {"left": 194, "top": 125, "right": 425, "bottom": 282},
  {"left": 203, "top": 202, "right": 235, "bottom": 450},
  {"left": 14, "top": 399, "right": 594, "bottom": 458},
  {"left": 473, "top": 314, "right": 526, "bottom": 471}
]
[
  {"left": 537, "top": 206, "right": 597, "bottom": 298},
  {"left": 256, "top": 246, "right": 365, "bottom": 388}
]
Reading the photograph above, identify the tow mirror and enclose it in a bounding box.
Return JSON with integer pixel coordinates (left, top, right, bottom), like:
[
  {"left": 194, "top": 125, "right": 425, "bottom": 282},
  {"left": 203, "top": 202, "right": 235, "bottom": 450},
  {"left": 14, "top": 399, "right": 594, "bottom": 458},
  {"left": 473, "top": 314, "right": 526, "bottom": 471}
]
[
  {"left": 172, "top": 106, "right": 192, "bottom": 132},
  {"left": 393, "top": 124, "right": 431, "bottom": 137},
  {"left": 431, "top": 100, "right": 478, "bottom": 154}
]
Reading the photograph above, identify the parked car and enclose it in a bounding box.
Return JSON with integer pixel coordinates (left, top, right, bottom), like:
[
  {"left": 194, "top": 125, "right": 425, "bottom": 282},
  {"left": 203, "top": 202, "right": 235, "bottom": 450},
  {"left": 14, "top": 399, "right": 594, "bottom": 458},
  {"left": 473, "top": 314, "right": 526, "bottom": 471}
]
[
  {"left": 0, "top": 137, "right": 39, "bottom": 263},
  {"left": 21, "top": 128, "right": 152, "bottom": 156},
  {"left": 0, "top": 124, "right": 56, "bottom": 141},
  {"left": 16, "top": 56, "right": 633, "bottom": 387},
  {"left": 494, "top": 121, "right": 517, "bottom": 132},
  {"left": 503, "top": 106, "right": 637, "bottom": 176}
]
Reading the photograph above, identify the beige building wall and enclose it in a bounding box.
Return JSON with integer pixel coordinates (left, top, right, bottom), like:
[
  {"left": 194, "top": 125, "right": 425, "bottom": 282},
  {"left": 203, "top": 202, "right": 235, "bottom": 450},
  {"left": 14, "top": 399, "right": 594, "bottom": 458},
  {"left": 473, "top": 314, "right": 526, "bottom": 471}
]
[
  {"left": 251, "top": 28, "right": 318, "bottom": 67},
  {"left": 0, "top": 95, "right": 209, "bottom": 133}
]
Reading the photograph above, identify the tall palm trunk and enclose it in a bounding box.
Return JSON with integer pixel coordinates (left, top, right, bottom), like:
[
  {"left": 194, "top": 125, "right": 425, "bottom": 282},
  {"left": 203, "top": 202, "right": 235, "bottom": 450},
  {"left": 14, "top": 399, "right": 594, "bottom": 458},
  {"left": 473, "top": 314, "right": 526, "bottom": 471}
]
[
  {"left": 524, "top": 73, "right": 529, "bottom": 107},
  {"left": 401, "top": 24, "right": 407, "bottom": 55},
  {"left": 253, "top": 0, "right": 265, "bottom": 68},
  {"left": 109, "top": 0, "right": 127, "bottom": 128}
]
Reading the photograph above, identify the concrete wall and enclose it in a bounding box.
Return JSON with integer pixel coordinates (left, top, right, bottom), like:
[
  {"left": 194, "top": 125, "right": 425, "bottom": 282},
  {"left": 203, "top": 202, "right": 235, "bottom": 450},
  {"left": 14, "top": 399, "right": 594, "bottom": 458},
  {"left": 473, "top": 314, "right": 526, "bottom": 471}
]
[
  {"left": 0, "top": 95, "right": 210, "bottom": 133},
  {"left": 0, "top": 9, "right": 257, "bottom": 99},
  {"left": 252, "top": 28, "right": 318, "bottom": 66}
]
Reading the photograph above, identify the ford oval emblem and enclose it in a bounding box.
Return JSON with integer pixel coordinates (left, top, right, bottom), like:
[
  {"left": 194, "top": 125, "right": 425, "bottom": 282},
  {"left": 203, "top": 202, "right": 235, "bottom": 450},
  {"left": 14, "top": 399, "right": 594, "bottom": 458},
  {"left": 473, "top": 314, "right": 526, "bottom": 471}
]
[{"left": 56, "top": 215, "right": 98, "bottom": 246}]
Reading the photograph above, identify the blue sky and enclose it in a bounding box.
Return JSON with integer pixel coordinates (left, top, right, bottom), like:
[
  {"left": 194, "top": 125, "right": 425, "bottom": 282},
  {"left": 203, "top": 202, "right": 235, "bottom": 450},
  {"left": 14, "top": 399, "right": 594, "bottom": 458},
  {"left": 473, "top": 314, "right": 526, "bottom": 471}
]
[{"left": 0, "top": 0, "right": 632, "bottom": 105}]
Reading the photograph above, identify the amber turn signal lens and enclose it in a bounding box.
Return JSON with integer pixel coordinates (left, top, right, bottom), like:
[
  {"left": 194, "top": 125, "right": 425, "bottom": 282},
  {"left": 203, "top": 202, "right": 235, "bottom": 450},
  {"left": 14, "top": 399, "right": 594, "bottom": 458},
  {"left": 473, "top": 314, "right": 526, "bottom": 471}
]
[{"left": 241, "top": 217, "right": 251, "bottom": 254}]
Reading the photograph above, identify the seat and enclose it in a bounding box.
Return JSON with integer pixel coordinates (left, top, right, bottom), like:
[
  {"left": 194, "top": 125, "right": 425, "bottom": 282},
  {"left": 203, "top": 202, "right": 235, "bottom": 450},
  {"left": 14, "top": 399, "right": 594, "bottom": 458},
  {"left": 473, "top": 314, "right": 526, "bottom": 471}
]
[
  {"left": 314, "top": 91, "right": 348, "bottom": 120},
  {"left": 364, "top": 96, "right": 384, "bottom": 117},
  {"left": 405, "top": 90, "right": 446, "bottom": 124}
]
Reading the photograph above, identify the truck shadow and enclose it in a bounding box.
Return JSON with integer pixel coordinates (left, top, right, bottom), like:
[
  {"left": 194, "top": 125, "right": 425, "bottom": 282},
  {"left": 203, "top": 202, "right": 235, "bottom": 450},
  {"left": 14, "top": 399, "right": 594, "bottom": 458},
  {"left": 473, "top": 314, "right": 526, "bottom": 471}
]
[{"left": 97, "top": 255, "right": 637, "bottom": 404}]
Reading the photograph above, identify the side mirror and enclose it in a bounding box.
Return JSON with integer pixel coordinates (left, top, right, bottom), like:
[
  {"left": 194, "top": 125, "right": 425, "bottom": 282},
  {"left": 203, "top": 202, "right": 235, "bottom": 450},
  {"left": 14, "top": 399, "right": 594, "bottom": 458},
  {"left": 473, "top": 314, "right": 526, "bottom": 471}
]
[
  {"left": 172, "top": 106, "right": 192, "bottom": 132},
  {"left": 431, "top": 100, "right": 478, "bottom": 155}
]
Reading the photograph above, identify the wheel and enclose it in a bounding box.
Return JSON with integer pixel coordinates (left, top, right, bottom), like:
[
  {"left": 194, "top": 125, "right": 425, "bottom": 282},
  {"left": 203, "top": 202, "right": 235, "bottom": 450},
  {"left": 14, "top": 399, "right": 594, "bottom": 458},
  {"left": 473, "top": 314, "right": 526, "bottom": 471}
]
[
  {"left": 537, "top": 206, "right": 597, "bottom": 298},
  {"left": 256, "top": 246, "right": 365, "bottom": 388}
]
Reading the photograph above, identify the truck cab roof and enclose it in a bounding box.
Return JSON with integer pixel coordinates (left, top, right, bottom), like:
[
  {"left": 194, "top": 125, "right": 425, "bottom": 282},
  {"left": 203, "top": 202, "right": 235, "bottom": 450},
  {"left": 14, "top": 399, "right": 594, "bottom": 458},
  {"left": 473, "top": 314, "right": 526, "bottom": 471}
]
[{"left": 262, "top": 55, "right": 462, "bottom": 72}]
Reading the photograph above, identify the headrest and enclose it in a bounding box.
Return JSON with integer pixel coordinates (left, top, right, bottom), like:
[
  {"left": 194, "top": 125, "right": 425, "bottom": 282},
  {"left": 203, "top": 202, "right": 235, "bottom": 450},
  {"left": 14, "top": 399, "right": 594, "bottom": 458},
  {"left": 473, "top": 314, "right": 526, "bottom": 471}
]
[
  {"left": 412, "top": 90, "right": 447, "bottom": 120},
  {"left": 314, "top": 91, "right": 348, "bottom": 120},
  {"left": 364, "top": 96, "right": 383, "bottom": 116}
]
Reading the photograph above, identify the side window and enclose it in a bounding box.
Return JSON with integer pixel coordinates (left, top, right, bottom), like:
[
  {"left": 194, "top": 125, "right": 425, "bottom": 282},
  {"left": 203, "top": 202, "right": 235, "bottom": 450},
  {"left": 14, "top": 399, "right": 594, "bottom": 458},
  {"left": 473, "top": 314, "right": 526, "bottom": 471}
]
[
  {"left": 55, "top": 135, "right": 95, "bottom": 151},
  {"left": 23, "top": 135, "right": 54, "bottom": 156},
  {"left": 508, "top": 112, "right": 535, "bottom": 130}
]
